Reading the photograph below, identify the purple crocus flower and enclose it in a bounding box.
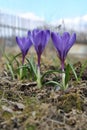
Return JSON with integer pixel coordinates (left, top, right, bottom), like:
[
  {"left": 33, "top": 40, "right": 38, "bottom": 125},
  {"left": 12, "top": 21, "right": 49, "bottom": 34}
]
[
  {"left": 16, "top": 36, "right": 32, "bottom": 64},
  {"left": 51, "top": 32, "right": 76, "bottom": 70},
  {"left": 29, "top": 29, "right": 50, "bottom": 67}
]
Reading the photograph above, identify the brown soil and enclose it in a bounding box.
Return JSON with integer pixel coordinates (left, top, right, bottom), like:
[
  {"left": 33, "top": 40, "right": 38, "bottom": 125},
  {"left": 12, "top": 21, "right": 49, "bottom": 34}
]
[{"left": 0, "top": 51, "right": 87, "bottom": 130}]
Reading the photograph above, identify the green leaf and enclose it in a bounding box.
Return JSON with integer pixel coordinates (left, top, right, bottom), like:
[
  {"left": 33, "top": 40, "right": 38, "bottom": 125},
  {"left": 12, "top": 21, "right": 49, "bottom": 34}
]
[
  {"left": 67, "top": 59, "right": 78, "bottom": 82},
  {"left": 65, "top": 64, "right": 71, "bottom": 86},
  {"left": 16, "top": 64, "right": 28, "bottom": 79},
  {"left": 26, "top": 57, "right": 37, "bottom": 78},
  {"left": 79, "top": 60, "right": 87, "bottom": 79},
  {"left": 44, "top": 80, "right": 62, "bottom": 87},
  {"left": 4, "top": 53, "right": 22, "bottom": 79},
  {"left": 41, "top": 69, "right": 62, "bottom": 81},
  {"left": 6, "top": 62, "right": 15, "bottom": 79},
  {"left": 11, "top": 53, "right": 21, "bottom": 62}
]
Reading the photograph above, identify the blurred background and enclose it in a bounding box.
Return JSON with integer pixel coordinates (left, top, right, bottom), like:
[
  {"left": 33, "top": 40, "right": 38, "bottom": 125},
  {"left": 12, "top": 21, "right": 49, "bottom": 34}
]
[{"left": 0, "top": 0, "right": 87, "bottom": 59}]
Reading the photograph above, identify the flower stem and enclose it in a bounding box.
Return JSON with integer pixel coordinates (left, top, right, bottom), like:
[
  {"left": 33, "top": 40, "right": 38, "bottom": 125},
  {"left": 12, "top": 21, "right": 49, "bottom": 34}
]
[
  {"left": 61, "top": 61, "right": 68, "bottom": 90},
  {"left": 37, "top": 66, "right": 42, "bottom": 88},
  {"left": 62, "top": 70, "right": 65, "bottom": 89},
  {"left": 22, "top": 54, "right": 25, "bottom": 65},
  {"left": 20, "top": 67, "right": 23, "bottom": 79},
  {"left": 61, "top": 60, "right": 64, "bottom": 71},
  {"left": 62, "top": 69, "right": 68, "bottom": 90}
]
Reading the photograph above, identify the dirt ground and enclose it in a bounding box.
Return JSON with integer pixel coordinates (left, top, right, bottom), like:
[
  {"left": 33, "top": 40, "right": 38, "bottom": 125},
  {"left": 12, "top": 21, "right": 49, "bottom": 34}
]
[{"left": 0, "top": 46, "right": 87, "bottom": 130}]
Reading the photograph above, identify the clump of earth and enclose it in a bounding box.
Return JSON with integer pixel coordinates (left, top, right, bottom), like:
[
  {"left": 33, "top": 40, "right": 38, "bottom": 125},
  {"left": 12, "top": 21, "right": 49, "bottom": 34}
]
[{"left": 0, "top": 54, "right": 87, "bottom": 130}]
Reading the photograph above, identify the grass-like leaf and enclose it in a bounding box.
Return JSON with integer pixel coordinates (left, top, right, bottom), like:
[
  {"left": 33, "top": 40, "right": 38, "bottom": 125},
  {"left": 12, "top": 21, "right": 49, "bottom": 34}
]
[
  {"left": 79, "top": 60, "right": 87, "bottom": 80},
  {"left": 4, "top": 53, "right": 22, "bottom": 79},
  {"left": 65, "top": 64, "right": 71, "bottom": 86},
  {"left": 67, "top": 59, "right": 78, "bottom": 82},
  {"left": 6, "top": 61, "right": 15, "bottom": 79},
  {"left": 41, "top": 69, "right": 62, "bottom": 81},
  {"left": 44, "top": 80, "right": 62, "bottom": 87},
  {"left": 26, "top": 56, "right": 37, "bottom": 79}
]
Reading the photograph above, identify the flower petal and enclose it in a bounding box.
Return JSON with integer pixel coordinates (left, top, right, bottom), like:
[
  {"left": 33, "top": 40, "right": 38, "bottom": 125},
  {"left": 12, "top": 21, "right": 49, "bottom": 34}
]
[
  {"left": 64, "top": 33, "right": 76, "bottom": 57},
  {"left": 51, "top": 32, "right": 62, "bottom": 50},
  {"left": 16, "top": 37, "right": 24, "bottom": 52},
  {"left": 62, "top": 32, "right": 70, "bottom": 50},
  {"left": 24, "top": 38, "right": 32, "bottom": 55},
  {"left": 32, "top": 29, "right": 50, "bottom": 56},
  {"left": 51, "top": 32, "right": 76, "bottom": 66},
  {"left": 69, "top": 33, "right": 76, "bottom": 46},
  {"left": 16, "top": 35, "right": 32, "bottom": 64},
  {"left": 51, "top": 32, "right": 62, "bottom": 59},
  {"left": 61, "top": 32, "right": 70, "bottom": 59},
  {"left": 44, "top": 30, "right": 50, "bottom": 45},
  {"left": 39, "top": 30, "right": 50, "bottom": 52}
]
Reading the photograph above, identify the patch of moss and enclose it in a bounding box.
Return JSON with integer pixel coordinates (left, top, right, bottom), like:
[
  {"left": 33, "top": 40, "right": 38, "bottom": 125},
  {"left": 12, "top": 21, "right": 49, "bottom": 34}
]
[
  {"left": 57, "top": 93, "right": 84, "bottom": 113},
  {"left": 22, "top": 96, "right": 40, "bottom": 117},
  {"left": 26, "top": 124, "right": 36, "bottom": 130},
  {"left": 5, "top": 90, "right": 21, "bottom": 101},
  {"left": 2, "top": 111, "right": 13, "bottom": 120},
  {"left": 0, "top": 90, "right": 3, "bottom": 98}
]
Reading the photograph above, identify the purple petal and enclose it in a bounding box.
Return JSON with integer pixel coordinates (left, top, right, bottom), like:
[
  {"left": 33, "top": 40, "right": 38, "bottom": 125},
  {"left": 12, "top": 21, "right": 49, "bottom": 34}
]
[
  {"left": 45, "top": 30, "right": 50, "bottom": 42},
  {"left": 24, "top": 38, "right": 32, "bottom": 55},
  {"left": 51, "top": 32, "right": 76, "bottom": 63},
  {"left": 33, "top": 31, "right": 42, "bottom": 53},
  {"left": 51, "top": 31, "right": 76, "bottom": 70},
  {"left": 64, "top": 33, "right": 76, "bottom": 57},
  {"left": 38, "top": 30, "right": 50, "bottom": 53},
  {"left": 51, "top": 32, "right": 61, "bottom": 50},
  {"left": 61, "top": 32, "right": 70, "bottom": 51},
  {"left": 31, "top": 29, "right": 50, "bottom": 67},
  {"left": 32, "top": 29, "right": 40, "bottom": 39},
  {"left": 16, "top": 37, "right": 24, "bottom": 52},
  {"left": 32, "top": 30, "right": 50, "bottom": 56},
  {"left": 69, "top": 33, "right": 76, "bottom": 46},
  {"left": 28, "top": 30, "right": 31, "bottom": 37},
  {"left": 16, "top": 35, "right": 32, "bottom": 65},
  {"left": 51, "top": 32, "right": 62, "bottom": 59},
  {"left": 61, "top": 32, "right": 70, "bottom": 59},
  {"left": 16, "top": 36, "right": 32, "bottom": 58}
]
